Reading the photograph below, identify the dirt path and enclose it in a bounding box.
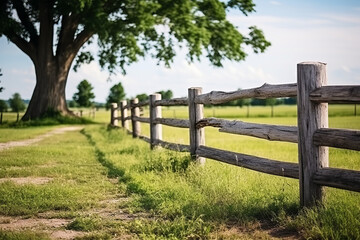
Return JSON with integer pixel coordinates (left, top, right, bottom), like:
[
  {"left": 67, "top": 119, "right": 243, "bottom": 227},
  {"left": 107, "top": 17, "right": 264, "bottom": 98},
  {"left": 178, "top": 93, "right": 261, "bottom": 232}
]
[{"left": 0, "top": 126, "right": 83, "bottom": 151}]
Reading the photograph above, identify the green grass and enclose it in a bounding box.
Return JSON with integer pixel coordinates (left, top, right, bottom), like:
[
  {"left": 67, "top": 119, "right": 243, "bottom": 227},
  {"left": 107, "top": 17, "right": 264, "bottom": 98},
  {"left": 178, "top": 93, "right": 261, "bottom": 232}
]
[
  {"left": 0, "top": 130, "right": 117, "bottom": 216},
  {"left": 0, "top": 104, "right": 359, "bottom": 239},
  {"left": 81, "top": 119, "right": 359, "bottom": 239},
  {"left": 0, "top": 230, "right": 50, "bottom": 240},
  {"left": 141, "top": 104, "right": 359, "bottom": 119},
  {"left": 0, "top": 126, "right": 58, "bottom": 142}
]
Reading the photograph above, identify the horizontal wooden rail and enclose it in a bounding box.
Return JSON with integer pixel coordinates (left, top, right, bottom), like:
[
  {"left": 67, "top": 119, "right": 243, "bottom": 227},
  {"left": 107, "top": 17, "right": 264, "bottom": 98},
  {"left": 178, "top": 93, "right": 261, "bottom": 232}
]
[
  {"left": 197, "top": 118, "right": 298, "bottom": 143},
  {"left": 154, "top": 97, "right": 188, "bottom": 106},
  {"left": 314, "top": 128, "right": 360, "bottom": 151},
  {"left": 196, "top": 146, "right": 299, "bottom": 179},
  {"left": 123, "top": 104, "right": 130, "bottom": 109},
  {"left": 124, "top": 116, "right": 132, "bottom": 121},
  {"left": 310, "top": 86, "right": 360, "bottom": 103},
  {"left": 195, "top": 83, "right": 297, "bottom": 105},
  {"left": 132, "top": 100, "right": 150, "bottom": 108},
  {"left": 133, "top": 116, "right": 150, "bottom": 123},
  {"left": 139, "top": 135, "right": 151, "bottom": 143},
  {"left": 154, "top": 118, "right": 190, "bottom": 128},
  {"left": 154, "top": 139, "right": 190, "bottom": 152},
  {"left": 313, "top": 168, "right": 360, "bottom": 192}
]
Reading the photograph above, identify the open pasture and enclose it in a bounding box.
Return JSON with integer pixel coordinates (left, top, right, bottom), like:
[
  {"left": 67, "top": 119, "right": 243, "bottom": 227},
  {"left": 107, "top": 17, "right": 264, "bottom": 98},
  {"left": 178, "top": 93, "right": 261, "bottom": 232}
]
[{"left": 0, "top": 104, "right": 359, "bottom": 239}]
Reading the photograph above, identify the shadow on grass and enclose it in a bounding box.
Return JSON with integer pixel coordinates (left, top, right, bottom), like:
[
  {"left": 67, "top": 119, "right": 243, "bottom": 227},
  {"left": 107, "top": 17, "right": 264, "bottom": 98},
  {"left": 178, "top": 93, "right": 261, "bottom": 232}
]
[
  {"left": 80, "top": 129, "right": 127, "bottom": 179},
  {"left": 81, "top": 126, "right": 302, "bottom": 238}
]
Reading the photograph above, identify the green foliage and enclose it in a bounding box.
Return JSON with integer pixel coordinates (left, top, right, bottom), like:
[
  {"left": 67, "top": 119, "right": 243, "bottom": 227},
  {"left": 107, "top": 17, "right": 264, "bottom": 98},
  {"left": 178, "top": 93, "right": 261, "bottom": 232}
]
[
  {"left": 68, "top": 100, "right": 77, "bottom": 108},
  {"left": 106, "top": 82, "right": 125, "bottom": 110},
  {"left": 2, "top": 115, "right": 93, "bottom": 128},
  {"left": 9, "top": 93, "right": 26, "bottom": 112},
  {"left": 157, "top": 89, "right": 173, "bottom": 100},
  {"left": 0, "top": 99, "right": 8, "bottom": 112},
  {"left": 73, "top": 80, "right": 95, "bottom": 107},
  {"left": 0, "top": 0, "right": 270, "bottom": 75},
  {"left": 265, "top": 98, "right": 277, "bottom": 106},
  {"left": 135, "top": 93, "right": 149, "bottom": 103}
]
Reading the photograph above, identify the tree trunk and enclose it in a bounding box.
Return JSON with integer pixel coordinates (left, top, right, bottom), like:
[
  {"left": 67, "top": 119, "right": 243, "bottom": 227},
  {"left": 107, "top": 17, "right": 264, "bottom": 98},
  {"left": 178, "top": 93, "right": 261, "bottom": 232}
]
[{"left": 22, "top": 58, "right": 73, "bottom": 120}]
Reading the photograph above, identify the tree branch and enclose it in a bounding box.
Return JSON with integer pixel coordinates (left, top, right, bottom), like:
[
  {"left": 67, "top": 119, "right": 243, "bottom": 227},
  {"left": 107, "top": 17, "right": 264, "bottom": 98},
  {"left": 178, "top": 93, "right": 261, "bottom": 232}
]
[
  {"left": 6, "top": 31, "right": 36, "bottom": 61},
  {"left": 56, "top": 13, "right": 79, "bottom": 56},
  {"left": 73, "top": 29, "right": 94, "bottom": 53},
  {"left": 13, "top": 0, "right": 38, "bottom": 42}
]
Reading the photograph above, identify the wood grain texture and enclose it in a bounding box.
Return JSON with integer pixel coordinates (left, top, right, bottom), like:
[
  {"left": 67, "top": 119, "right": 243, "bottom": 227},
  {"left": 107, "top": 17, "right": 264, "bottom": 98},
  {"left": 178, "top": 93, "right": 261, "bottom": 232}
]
[
  {"left": 310, "top": 85, "right": 360, "bottom": 103},
  {"left": 130, "top": 98, "right": 141, "bottom": 138},
  {"left": 313, "top": 168, "right": 360, "bottom": 192},
  {"left": 195, "top": 83, "right": 297, "bottom": 105},
  {"left": 297, "top": 61, "right": 328, "bottom": 207},
  {"left": 197, "top": 118, "right": 298, "bottom": 143},
  {"left": 188, "top": 88, "right": 205, "bottom": 164},
  {"left": 110, "top": 103, "right": 118, "bottom": 126},
  {"left": 150, "top": 94, "right": 162, "bottom": 149},
  {"left": 120, "top": 100, "right": 129, "bottom": 130},
  {"left": 139, "top": 135, "right": 151, "bottom": 143},
  {"left": 154, "top": 118, "right": 190, "bottom": 128},
  {"left": 153, "top": 139, "right": 190, "bottom": 152},
  {"left": 133, "top": 116, "right": 150, "bottom": 123},
  {"left": 196, "top": 146, "right": 299, "bottom": 179},
  {"left": 154, "top": 97, "right": 188, "bottom": 106},
  {"left": 314, "top": 128, "right": 360, "bottom": 151},
  {"left": 132, "top": 100, "right": 150, "bottom": 108}
]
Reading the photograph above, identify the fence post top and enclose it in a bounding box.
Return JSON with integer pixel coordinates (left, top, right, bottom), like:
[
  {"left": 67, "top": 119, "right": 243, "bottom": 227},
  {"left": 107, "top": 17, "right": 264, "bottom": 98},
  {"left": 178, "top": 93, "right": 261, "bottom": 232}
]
[
  {"left": 297, "top": 62, "right": 327, "bottom": 66},
  {"left": 111, "top": 103, "right": 118, "bottom": 108},
  {"left": 150, "top": 93, "right": 162, "bottom": 97},
  {"left": 130, "top": 98, "right": 139, "bottom": 104},
  {"left": 188, "top": 87, "right": 202, "bottom": 90}
]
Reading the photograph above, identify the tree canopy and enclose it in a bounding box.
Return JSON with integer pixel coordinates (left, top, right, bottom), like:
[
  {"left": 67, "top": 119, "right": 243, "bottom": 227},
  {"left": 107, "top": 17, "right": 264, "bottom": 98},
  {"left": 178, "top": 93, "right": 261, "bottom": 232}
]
[
  {"left": 135, "top": 93, "right": 149, "bottom": 103},
  {"left": 156, "top": 90, "right": 173, "bottom": 100},
  {"left": 106, "top": 82, "right": 126, "bottom": 109},
  {"left": 73, "top": 80, "right": 95, "bottom": 107},
  {"left": 9, "top": 93, "right": 26, "bottom": 112},
  {"left": 0, "top": 0, "right": 270, "bottom": 120},
  {"left": 0, "top": 100, "right": 8, "bottom": 112}
]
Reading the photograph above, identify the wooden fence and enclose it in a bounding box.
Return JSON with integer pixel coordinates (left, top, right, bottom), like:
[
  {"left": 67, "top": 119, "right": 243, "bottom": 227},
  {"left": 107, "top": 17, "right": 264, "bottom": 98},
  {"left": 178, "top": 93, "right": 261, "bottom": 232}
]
[{"left": 110, "top": 62, "right": 360, "bottom": 207}]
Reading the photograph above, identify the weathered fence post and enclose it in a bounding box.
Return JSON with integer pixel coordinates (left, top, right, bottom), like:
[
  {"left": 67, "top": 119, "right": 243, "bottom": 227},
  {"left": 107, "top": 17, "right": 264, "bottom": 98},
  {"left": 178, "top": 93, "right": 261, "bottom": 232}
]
[
  {"left": 120, "top": 100, "right": 129, "bottom": 130},
  {"left": 131, "top": 98, "right": 141, "bottom": 138},
  {"left": 188, "top": 87, "right": 205, "bottom": 164},
  {"left": 110, "top": 103, "right": 118, "bottom": 127},
  {"left": 150, "top": 94, "right": 162, "bottom": 149},
  {"left": 297, "top": 62, "right": 329, "bottom": 207}
]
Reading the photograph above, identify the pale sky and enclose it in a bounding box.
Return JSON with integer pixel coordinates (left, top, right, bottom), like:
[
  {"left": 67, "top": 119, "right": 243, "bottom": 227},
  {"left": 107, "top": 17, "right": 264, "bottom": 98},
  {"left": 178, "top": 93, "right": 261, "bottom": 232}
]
[{"left": 0, "top": 0, "right": 359, "bottom": 102}]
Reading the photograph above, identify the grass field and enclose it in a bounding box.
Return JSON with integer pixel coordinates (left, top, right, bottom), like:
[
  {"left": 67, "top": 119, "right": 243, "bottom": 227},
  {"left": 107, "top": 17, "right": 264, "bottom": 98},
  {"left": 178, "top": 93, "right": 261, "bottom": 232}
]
[{"left": 0, "top": 104, "right": 359, "bottom": 239}]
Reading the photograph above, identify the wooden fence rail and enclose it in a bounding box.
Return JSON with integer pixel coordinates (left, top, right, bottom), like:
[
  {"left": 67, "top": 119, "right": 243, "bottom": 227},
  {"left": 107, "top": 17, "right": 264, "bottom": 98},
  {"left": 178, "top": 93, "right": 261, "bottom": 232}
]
[{"left": 110, "top": 61, "right": 360, "bottom": 208}]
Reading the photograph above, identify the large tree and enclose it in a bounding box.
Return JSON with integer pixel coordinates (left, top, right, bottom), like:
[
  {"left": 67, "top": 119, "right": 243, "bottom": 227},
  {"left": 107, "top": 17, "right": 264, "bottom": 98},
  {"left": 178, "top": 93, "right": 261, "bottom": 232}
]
[{"left": 0, "top": 0, "right": 270, "bottom": 120}]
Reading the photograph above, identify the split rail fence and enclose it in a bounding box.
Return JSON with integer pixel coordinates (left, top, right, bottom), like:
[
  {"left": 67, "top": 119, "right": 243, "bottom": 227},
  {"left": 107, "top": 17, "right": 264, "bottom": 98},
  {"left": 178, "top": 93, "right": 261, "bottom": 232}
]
[{"left": 110, "top": 62, "right": 360, "bottom": 207}]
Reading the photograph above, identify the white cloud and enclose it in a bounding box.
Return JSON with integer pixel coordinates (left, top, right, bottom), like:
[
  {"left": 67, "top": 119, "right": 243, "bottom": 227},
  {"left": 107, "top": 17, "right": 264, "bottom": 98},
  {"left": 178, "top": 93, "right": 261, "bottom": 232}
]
[{"left": 270, "top": 1, "right": 281, "bottom": 6}]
